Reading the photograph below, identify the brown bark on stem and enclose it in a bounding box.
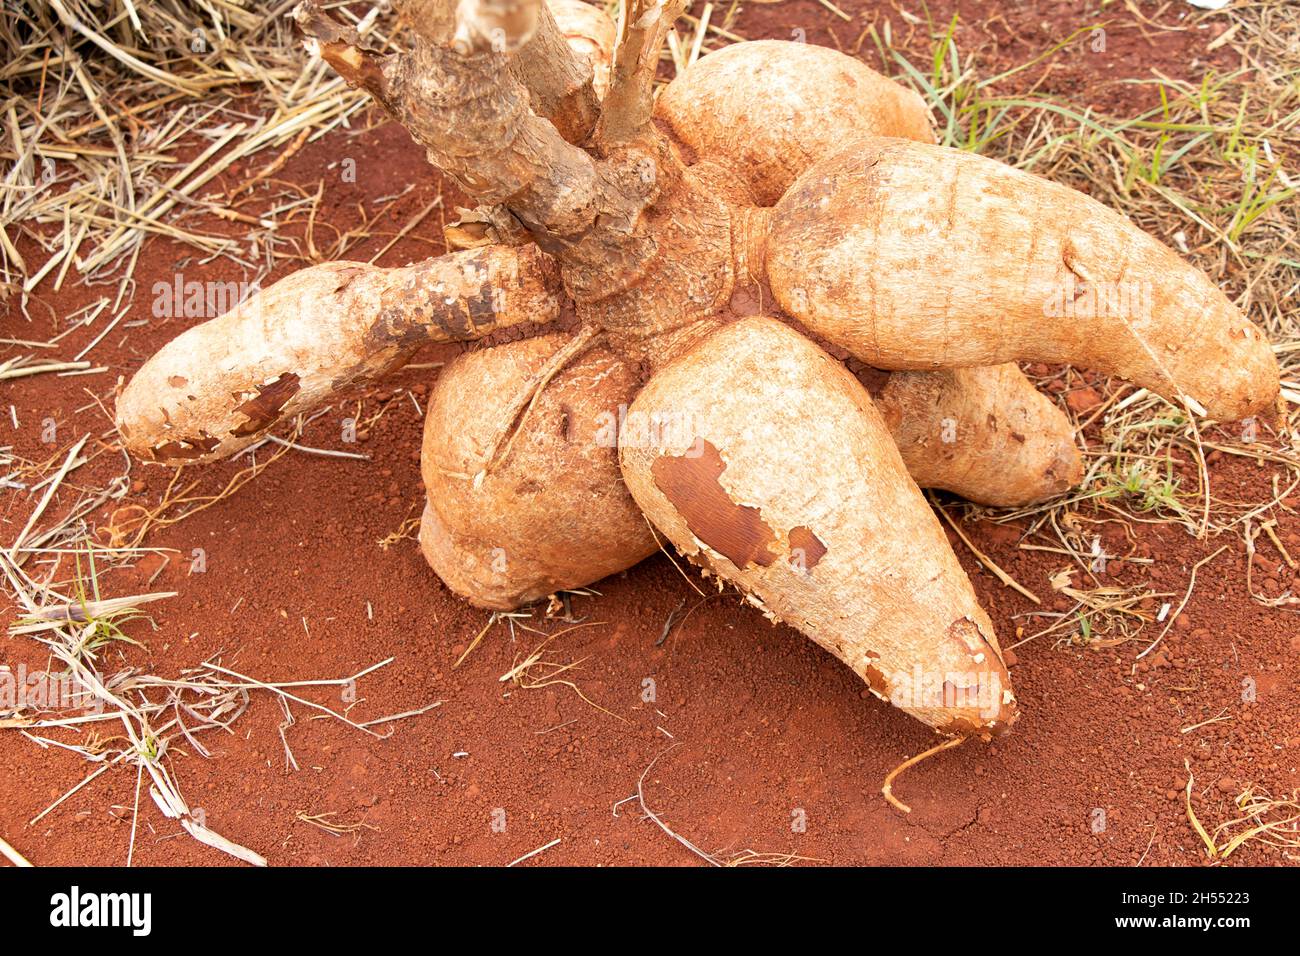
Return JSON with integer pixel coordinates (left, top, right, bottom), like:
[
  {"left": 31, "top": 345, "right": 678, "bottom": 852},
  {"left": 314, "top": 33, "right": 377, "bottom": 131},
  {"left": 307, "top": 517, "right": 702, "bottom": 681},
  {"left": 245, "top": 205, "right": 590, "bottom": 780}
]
[
  {"left": 295, "top": 2, "right": 633, "bottom": 253},
  {"left": 296, "top": 0, "right": 715, "bottom": 355},
  {"left": 509, "top": 1, "right": 601, "bottom": 143},
  {"left": 594, "top": 0, "right": 686, "bottom": 151},
  {"left": 402, "top": 0, "right": 457, "bottom": 44}
]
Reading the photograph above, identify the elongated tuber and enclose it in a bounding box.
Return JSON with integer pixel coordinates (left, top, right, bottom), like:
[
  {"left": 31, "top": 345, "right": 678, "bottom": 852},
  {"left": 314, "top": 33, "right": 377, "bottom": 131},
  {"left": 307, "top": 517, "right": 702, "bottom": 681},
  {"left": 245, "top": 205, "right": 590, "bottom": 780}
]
[
  {"left": 657, "top": 39, "right": 935, "bottom": 204},
  {"left": 619, "top": 317, "right": 1017, "bottom": 735},
  {"left": 116, "top": 245, "right": 559, "bottom": 463},
  {"left": 419, "top": 344, "right": 1081, "bottom": 610},
  {"left": 765, "top": 136, "right": 1278, "bottom": 421}
]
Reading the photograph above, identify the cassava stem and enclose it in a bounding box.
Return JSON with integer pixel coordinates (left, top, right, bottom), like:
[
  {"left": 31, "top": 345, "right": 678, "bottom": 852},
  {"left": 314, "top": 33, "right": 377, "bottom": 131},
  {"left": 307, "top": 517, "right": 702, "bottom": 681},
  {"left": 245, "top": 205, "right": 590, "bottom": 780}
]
[
  {"left": 451, "top": 0, "right": 542, "bottom": 55},
  {"left": 507, "top": 0, "right": 606, "bottom": 142}
]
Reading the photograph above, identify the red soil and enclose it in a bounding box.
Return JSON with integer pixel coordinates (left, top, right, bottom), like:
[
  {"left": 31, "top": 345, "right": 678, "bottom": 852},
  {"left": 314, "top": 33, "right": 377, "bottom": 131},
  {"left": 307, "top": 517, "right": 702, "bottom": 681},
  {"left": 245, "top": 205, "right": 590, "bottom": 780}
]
[{"left": 2, "top": 1, "right": 1296, "bottom": 867}]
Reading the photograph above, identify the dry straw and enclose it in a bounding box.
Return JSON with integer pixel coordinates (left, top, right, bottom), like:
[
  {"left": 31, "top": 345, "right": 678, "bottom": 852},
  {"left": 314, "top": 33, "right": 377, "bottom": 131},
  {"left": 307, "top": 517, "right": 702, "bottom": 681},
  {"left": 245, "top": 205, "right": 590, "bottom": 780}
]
[{"left": 2, "top": 0, "right": 404, "bottom": 316}]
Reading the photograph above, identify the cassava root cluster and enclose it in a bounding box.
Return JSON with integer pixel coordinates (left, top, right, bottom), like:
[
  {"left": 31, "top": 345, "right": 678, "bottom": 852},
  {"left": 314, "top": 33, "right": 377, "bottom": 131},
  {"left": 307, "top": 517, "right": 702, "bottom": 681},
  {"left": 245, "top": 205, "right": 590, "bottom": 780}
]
[{"left": 116, "top": 0, "right": 1279, "bottom": 740}]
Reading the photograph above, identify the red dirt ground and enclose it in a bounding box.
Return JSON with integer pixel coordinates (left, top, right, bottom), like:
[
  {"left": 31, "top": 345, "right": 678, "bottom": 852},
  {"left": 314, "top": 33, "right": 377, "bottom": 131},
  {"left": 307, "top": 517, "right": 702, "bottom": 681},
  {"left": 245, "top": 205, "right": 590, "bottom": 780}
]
[{"left": 3, "top": 1, "right": 1297, "bottom": 867}]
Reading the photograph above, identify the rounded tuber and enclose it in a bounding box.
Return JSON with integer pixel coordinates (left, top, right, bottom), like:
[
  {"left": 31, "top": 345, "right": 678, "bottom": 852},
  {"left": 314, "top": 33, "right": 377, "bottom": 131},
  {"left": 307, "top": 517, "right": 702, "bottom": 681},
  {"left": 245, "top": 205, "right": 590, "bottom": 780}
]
[{"left": 420, "top": 334, "right": 655, "bottom": 609}]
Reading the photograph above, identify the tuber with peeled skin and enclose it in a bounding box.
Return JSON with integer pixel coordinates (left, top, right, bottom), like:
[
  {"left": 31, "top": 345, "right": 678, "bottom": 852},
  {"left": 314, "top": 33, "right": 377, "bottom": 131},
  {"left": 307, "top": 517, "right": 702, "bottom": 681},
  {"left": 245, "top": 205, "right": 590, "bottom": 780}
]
[
  {"left": 116, "top": 245, "right": 560, "bottom": 463},
  {"left": 618, "top": 317, "right": 1018, "bottom": 735},
  {"left": 115, "top": 0, "right": 1279, "bottom": 752}
]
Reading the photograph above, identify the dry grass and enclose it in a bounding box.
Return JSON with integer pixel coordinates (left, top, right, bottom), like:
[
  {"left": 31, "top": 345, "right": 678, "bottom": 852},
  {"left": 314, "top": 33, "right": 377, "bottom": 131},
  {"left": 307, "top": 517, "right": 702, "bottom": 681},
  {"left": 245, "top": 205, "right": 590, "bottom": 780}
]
[
  {"left": 1, "top": 544, "right": 433, "bottom": 864},
  {"left": 0, "top": 348, "right": 431, "bottom": 865},
  {"left": 2, "top": 0, "right": 407, "bottom": 319},
  {"left": 1186, "top": 762, "right": 1300, "bottom": 863},
  {"left": 295, "top": 808, "right": 380, "bottom": 840},
  {"left": 1211, "top": 783, "right": 1300, "bottom": 861},
  {"left": 499, "top": 621, "right": 627, "bottom": 722},
  {"left": 629, "top": 745, "right": 822, "bottom": 866}
]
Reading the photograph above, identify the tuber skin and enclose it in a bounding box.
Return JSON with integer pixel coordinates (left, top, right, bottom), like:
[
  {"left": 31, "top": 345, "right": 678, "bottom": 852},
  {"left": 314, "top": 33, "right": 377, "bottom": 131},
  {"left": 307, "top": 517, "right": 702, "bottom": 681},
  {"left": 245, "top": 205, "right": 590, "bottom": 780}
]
[
  {"left": 116, "top": 0, "right": 1280, "bottom": 743},
  {"left": 656, "top": 39, "right": 935, "bottom": 206},
  {"left": 416, "top": 36, "right": 1074, "bottom": 608},
  {"left": 875, "top": 366, "right": 1083, "bottom": 508},
  {"left": 618, "top": 317, "right": 1017, "bottom": 735},
  {"left": 421, "top": 337, "right": 1085, "bottom": 610},
  {"left": 764, "top": 136, "right": 1279, "bottom": 422},
  {"left": 115, "top": 244, "right": 560, "bottom": 463}
]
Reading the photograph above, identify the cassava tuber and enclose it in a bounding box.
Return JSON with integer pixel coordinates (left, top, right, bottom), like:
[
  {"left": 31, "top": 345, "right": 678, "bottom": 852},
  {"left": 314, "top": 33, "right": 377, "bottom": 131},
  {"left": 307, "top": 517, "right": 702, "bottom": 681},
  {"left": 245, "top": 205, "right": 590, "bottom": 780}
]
[
  {"left": 764, "top": 136, "right": 1278, "bottom": 422},
  {"left": 420, "top": 344, "right": 1080, "bottom": 611},
  {"left": 618, "top": 317, "right": 1017, "bottom": 734},
  {"left": 416, "top": 33, "right": 1074, "bottom": 611},
  {"left": 656, "top": 39, "right": 935, "bottom": 205},
  {"left": 420, "top": 334, "right": 656, "bottom": 609},
  {"left": 116, "top": 245, "right": 559, "bottom": 463},
  {"left": 657, "top": 39, "right": 1083, "bottom": 506},
  {"left": 872, "top": 365, "right": 1083, "bottom": 508}
]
